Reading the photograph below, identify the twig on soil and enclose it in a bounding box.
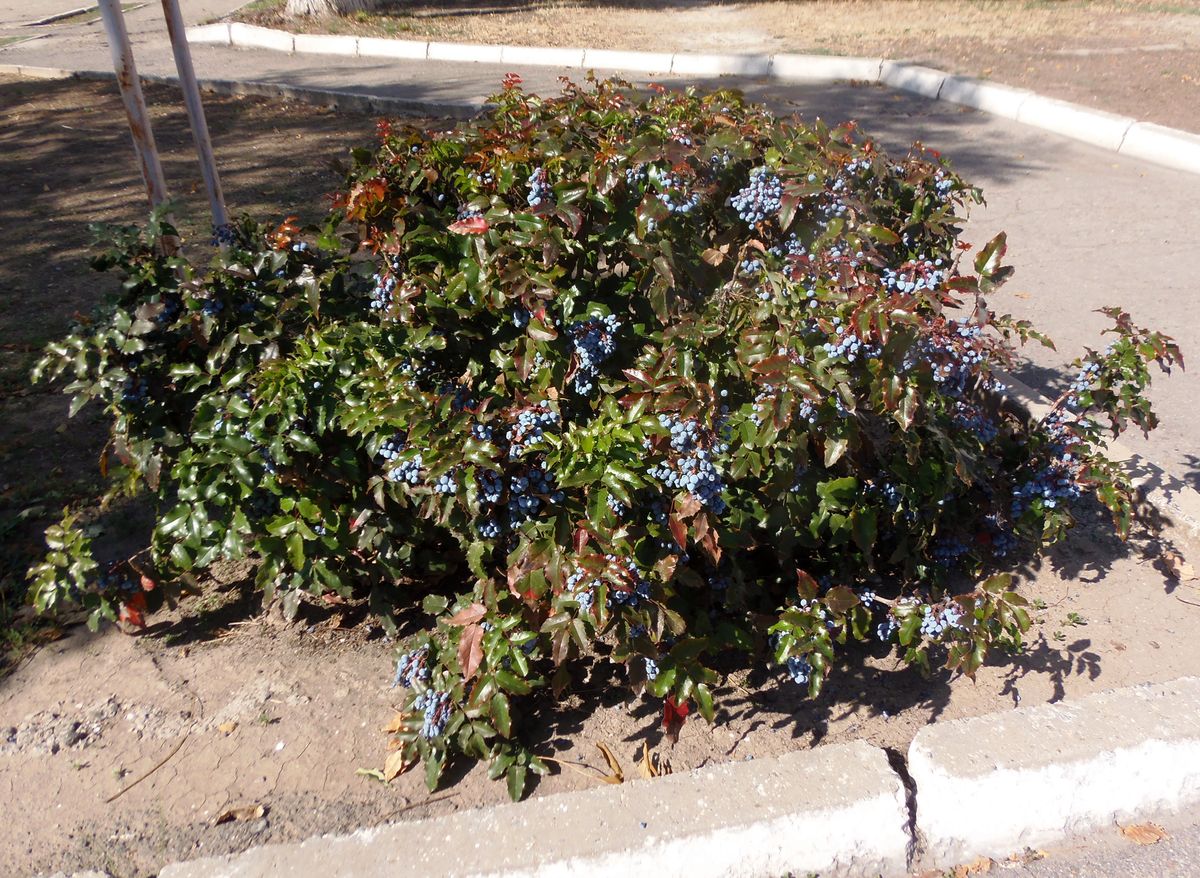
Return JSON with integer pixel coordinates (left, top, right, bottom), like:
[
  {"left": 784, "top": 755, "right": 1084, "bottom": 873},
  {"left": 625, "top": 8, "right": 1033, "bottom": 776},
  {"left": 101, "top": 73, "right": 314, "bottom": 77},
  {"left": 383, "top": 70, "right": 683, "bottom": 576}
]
[
  {"left": 386, "top": 792, "right": 458, "bottom": 820},
  {"left": 537, "top": 754, "right": 612, "bottom": 783},
  {"left": 104, "top": 734, "right": 188, "bottom": 803}
]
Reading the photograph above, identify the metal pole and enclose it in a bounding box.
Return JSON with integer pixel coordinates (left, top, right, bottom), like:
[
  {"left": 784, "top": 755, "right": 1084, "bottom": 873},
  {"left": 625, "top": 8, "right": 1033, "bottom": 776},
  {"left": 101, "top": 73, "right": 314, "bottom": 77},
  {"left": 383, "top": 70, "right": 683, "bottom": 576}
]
[
  {"left": 97, "top": 0, "right": 170, "bottom": 210},
  {"left": 160, "top": 0, "right": 231, "bottom": 240}
]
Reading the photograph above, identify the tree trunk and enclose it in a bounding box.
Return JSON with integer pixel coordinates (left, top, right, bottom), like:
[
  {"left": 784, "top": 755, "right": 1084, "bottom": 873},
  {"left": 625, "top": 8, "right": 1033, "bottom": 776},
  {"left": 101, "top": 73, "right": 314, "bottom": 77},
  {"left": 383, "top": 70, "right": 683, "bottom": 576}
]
[{"left": 285, "top": 0, "right": 377, "bottom": 16}]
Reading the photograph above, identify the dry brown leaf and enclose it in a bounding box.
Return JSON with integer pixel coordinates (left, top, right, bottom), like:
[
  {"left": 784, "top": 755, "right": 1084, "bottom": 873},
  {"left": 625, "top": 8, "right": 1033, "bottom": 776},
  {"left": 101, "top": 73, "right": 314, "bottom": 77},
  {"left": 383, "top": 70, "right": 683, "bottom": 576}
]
[
  {"left": 217, "top": 721, "right": 238, "bottom": 735},
  {"left": 1120, "top": 822, "right": 1169, "bottom": 845},
  {"left": 1162, "top": 551, "right": 1197, "bottom": 582},
  {"left": 638, "top": 741, "right": 672, "bottom": 779},
  {"left": 382, "top": 711, "right": 407, "bottom": 734},
  {"left": 383, "top": 749, "right": 412, "bottom": 782},
  {"left": 1006, "top": 848, "right": 1047, "bottom": 865},
  {"left": 952, "top": 857, "right": 993, "bottom": 876},
  {"left": 214, "top": 803, "right": 265, "bottom": 825},
  {"left": 595, "top": 742, "right": 624, "bottom": 784}
]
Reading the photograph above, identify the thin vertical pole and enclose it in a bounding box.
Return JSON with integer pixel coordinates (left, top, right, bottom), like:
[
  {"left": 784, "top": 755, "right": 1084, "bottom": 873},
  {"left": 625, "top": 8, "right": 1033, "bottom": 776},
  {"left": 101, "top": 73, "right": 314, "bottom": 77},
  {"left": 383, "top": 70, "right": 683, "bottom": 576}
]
[
  {"left": 160, "top": 0, "right": 230, "bottom": 238},
  {"left": 97, "top": 0, "right": 170, "bottom": 210}
]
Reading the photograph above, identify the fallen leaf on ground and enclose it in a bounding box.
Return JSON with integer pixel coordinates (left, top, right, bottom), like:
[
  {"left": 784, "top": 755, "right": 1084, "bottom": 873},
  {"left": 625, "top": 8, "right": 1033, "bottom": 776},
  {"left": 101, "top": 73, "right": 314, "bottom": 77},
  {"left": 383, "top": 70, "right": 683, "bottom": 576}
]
[
  {"left": 1161, "top": 551, "right": 1196, "bottom": 581},
  {"left": 382, "top": 711, "right": 407, "bottom": 734},
  {"left": 595, "top": 742, "right": 624, "bottom": 784},
  {"left": 217, "top": 721, "right": 237, "bottom": 735},
  {"left": 384, "top": 749, "right": 412, "bottom": 782},
  {"left": 214, "top": 804, "right": 265, "bottom": 825},
  {"left": 953, "top": 856, "right": 993, "bottom": 876},
  {"left": 638, "top": 741, "right": 672, "bottom": 779},
  {"left": 1007, "top": 847, "right": 1048, "bottom": 864},
  {"left": 1120, "top": 822, "right": 1169, "bottom": 845},
  {"left": 355, "top": 767, "right": 387, "bottom": 783}
]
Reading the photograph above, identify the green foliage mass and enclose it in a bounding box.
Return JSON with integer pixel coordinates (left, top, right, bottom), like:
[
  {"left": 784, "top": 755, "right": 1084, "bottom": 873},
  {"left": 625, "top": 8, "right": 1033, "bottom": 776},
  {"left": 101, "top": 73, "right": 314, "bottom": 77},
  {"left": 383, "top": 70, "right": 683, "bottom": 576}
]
[{"left": 28, "top": 78, "right": 1181, "bottom": 798}]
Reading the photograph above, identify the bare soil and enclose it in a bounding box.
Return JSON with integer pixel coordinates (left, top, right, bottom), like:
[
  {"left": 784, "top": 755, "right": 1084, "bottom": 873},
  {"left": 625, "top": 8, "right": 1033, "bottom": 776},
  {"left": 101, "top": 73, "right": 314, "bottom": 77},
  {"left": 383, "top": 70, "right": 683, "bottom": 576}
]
[
  {"left": 237, "top": 0, "right": 1200, "bottom": 132},
  {"left": 2, "top": 74, "right": 1200, "bottom": 878}
]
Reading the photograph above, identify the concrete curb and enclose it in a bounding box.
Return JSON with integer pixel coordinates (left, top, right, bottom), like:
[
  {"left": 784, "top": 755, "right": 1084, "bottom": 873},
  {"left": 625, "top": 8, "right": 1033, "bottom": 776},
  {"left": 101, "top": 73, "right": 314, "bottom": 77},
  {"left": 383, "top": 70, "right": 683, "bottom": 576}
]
[
  {"left": 997, "top": 371, "right": 1200, "bottom": 549},
  {"left": 911, "top": 677, "right": 1200, "bottom": 866},
  {"left": 158, "top": 740, "right": 912, "bottom": 878},
  {"left": 0, "top": 64, "right": 485, "bottom": 118},
  {"left": 184, "top": 23, "right": 1200, "bottom": 175}
]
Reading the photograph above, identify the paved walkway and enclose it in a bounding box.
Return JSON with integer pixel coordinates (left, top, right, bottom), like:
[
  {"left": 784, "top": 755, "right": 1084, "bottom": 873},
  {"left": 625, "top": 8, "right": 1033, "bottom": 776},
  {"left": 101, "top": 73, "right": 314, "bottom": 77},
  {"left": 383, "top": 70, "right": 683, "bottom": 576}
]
[{"left": 3, "top": 10, "right": 1198, "bottom": 488}]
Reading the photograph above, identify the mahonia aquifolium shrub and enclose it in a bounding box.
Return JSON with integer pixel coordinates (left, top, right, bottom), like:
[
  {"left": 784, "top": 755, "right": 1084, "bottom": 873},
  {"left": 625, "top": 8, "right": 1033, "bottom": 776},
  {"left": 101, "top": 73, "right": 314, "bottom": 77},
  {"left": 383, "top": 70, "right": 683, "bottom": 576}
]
[{"left": 28, "top": 77, "right": 1183, "bottom": 798}]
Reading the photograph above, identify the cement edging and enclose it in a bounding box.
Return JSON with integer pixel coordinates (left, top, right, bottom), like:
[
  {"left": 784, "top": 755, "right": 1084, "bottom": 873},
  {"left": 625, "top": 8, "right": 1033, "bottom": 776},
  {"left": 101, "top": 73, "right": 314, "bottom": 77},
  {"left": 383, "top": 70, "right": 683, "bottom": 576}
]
[
  {"left": 158, "top": 740, "right": 912, "bottom": 878},
  {"left": 911, "top": 677, "right": 1200, "bottom": 866},
  {"left": 184, "top": 23, "right": 1200, "bottom": 175}
]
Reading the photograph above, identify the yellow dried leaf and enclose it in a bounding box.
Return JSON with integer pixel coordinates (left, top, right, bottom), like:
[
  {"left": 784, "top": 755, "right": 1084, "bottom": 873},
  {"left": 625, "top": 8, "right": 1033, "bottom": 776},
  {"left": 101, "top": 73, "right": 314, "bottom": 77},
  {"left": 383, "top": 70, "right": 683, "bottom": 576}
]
[
  {"left": 384, "top": 749, "right": 411, "bottom": 782},
  {"left": 1162, "top": 551, "right": 1197, "bottom": 582},
  {"left": 595, "top": 742, "right": 624, "bottom": 784},
  {"left": 955, "top": 857, "right": 993, "bottom": 876},
  {"left": 638, "top": 741, "right": 672, "bottom": 779},
  {"left": 382, "top": 711, "right": 406, "bottom": 734},
  {"left": 214, "top": 803, "right": 265, "bottom": 825},
  {"left": 217, "top": 721, "right": 238, "bottom": 735},
  {"left": 1120, "top": 822, "right": 1168, "bottom": 845}
]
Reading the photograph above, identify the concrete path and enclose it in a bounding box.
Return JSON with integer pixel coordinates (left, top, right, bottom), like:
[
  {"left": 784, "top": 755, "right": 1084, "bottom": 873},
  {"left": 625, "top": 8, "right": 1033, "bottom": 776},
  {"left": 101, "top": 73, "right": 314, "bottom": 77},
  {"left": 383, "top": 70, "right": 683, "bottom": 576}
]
[{"left": 9, "top": 27, "right": 1199, "bottom": 489}]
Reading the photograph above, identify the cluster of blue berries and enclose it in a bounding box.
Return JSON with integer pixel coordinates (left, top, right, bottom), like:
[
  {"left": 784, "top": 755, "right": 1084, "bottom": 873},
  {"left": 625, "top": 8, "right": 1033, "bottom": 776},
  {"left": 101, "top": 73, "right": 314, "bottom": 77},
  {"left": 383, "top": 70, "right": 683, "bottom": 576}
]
[
  {"left": 505, "top": 407, "right": 560, "bottom": 459},
  {"left": 155, "top": 295, "right": 182, "bottom": 327},
  {"left": 568, "top": 314, "right": 620, "bottom": 394},
  {"left": 730, "top": 167, "right": 783, "bottom": 225},
  {"left": 379, "top": 434, "right": 422, "bottom": 485},
  {"left": 433, "top": 470, "right": 457, "bottom": 495},
  {"left": 413, "top": 690, "right": 451, "bottom": 739},
  {"left": 605, "top": 555, "right": 652, "bottom": 608},
  {"left": 655, "top": 173, "right": 702, "bottom": 215},
  {"left": 565, "top": 569, "right": 596, "bottom": 613},
  {"left": 919, "top": 602, "right": 966, "bottom": 638},
  {"left": 201, "top": 297, "right": 224, "bottom": 317},
  {"left": 211, "top": 222, "right": 238, "bottom": 247},
  {"left": 738, "top": 258, "right": 763, "bottom": 277},
  {"left": 644, "top": 657, "right": 660, "bottom": 681},
  {"left": 931, "top": 536, "right": 969, "bottom": 569},
  {"left": 822, "top": 319, "right": 879, "bottom": 364},
  {"left": 392, "top": 647, "right": 431, "bottom": 689},
  {"left": 507, "top": 465, "right": 564, "bottom": 524},
  {"left": 648, "top": 415, "right": 728, "bottom": 514},
  {"left": 1011, "top": 460, "right": 1083, "bottom": 517},
  {"left": 1066, "top": 361, "right": 1102, "bottom": 408},
  {"left": 527, "top": 166, "right": 552, "bottom": 208},
  {"left": 97, "top": 562, "right": 139, "bottom": 596},
  {"left": 370, "top": 273, "right": 396, "bottom": 312},
  {"left": 880, "top": 258, "right": 946, "bottom": 294},
  {"left": 953, "top": 400, "right": 999, "bottom": 443},
  {"left": 785, "top": 655, "right": 812, "bottom": 685},
  {"left": 121, "top": 375, "right": 149, "bottom": 405}
]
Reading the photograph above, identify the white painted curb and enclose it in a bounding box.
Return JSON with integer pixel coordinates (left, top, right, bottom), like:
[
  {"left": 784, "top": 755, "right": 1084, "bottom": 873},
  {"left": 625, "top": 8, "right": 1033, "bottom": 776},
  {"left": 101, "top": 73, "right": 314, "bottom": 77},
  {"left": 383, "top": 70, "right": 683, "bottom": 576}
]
[
  {"left": 937, "top": 75, "right": 1033, "bottom": 120},
  {"left": 1119, "top": 121, "right": 1200, "bottom": 175},
  {"left": 184, "top": 23, "right": 1200, "bottom": 176},
  {"left": 1016, "top": 94, "right": 1136, "bottom": 153},
  {"left": 158, "top": 741, "right": 911, "bottom": 878},
  {"left": 770, "top": 54, "right": 883, "bottom": 83},
  {"left": 292, "top": 33, "right": 358, "bottom": 57},
  {"left": 581, "top": 47, "right": 674, "bottom": 73},
  {"left": 227, "top": 23, "right": 293, "bottom": 54},
  {"left": 357, "top": 36, "right": 428, "bottom": 61},
  {"left": 879, "top": 61, "right": 946, "bottom": 100},
  {"left": 910, "top": 677, "right": 1200, "bottom": 866}
]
